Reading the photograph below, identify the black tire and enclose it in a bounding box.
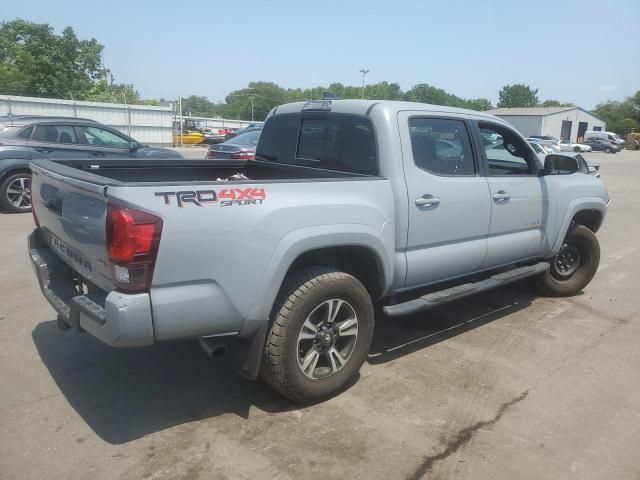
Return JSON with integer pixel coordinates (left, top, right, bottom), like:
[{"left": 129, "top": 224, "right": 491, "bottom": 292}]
[
  {"left": 534, "top": 225, "right": 600, "bottom": 297},
  {"left": 574, "top": 146, "right": 581, "bottom": 152},
  {"left": 261, "top": 266, "right": 374, "bottom": 403},
  {"left": 605, "top": 147, "right": 612, "bottom": 153},
  {"left": 0, "top": 172, "right": 32, "bottom": 213}
]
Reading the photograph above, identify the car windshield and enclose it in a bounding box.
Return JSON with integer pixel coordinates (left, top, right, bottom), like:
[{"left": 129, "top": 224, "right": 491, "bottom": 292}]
[{"left": 226, "top": 130, "right": 261, "bottom": 146}]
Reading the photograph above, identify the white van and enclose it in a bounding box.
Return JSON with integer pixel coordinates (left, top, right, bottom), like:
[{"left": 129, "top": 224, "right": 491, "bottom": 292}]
[{"left": 584, "top": 130, "right": 625, "bottom": 146}]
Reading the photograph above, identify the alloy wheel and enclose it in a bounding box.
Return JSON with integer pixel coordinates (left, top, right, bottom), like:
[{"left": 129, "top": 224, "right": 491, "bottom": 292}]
[
  {"left": 296, "top": 299, "right": 359, "bottom": 379},
  {"left": 5, "top": 175, "right": 31, "bottom": 210}
]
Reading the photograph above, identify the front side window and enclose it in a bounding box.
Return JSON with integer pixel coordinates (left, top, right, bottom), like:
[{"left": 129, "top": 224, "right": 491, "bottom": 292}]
[
  {"left": 409, "top": 118, "right": 475, "bottom": 176},
  {"left": 79, "top": 126, "right": 130, "bottom": 148},
  {"left": 17, "top": 125, "right": 34, "bottom": 139},
  {"left": 478, "top": 123, "right": 535, "bottom": 176},
  {"left": 32, "top": 124, "right": 78, "bottom": 144}
]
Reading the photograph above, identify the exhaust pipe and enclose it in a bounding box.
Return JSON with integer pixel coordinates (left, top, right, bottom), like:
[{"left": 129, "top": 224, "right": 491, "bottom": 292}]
[{"left": 199, "top": 338, "right": 228, "bottom": 360}]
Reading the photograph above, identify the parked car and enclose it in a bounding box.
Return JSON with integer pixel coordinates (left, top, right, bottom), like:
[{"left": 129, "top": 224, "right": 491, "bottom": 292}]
[
  {"left": 559, "top": 140, "right": 592, "bottom": 152},
  {"left": 528, "top": 140, "right": 550, "bottom": 161},
  {"left": 27, "top": 99, "right": 608, "bottom": 403},
  {"left": 530, "top": 135, "right": 560, "bottom": 143},
  {"left": 584, "top": 130, "right": 625, "bottom": 147},
  {"left": 224, "top": 123, "right": 263, "bottom": 141},
  {"left": 0, "top": 115, "right": 183, "bottom": 213},
  {"left": 206, "top": 130, "right": 260, "bottom": 159},
  {"left": 526, "top": 137, "right": 561, "bottom": 153},
  {"left": 202, "top": 127, "right": 227, "bottom": 145},
  {"left": 582, "top": 138, "right": 620, "bottom": 153}
]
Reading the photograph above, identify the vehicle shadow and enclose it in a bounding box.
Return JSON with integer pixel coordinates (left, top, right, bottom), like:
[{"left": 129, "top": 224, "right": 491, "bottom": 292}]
[
  {"left": 368, "top": 283, "right": 536, "bottom": 364},
  {"left": 32, "top": 283, "right": 537, "bottom": 445}
]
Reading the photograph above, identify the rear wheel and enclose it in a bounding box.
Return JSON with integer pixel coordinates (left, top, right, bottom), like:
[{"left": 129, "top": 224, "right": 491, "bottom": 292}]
[
  {"left": 605, "top": 147, "right": 612, "bottom": 153},
  {"left": 574, "top": 146, "right": 581, "bottom": 152},
  {"left": 261, "top": 266, "right": 374, "bottom": 403},
  {"left": 534, "top": 225, "right": 600, "bottom": 297},
  {"left": 0, "top": 172, "right": 32, "bottom": 213}
]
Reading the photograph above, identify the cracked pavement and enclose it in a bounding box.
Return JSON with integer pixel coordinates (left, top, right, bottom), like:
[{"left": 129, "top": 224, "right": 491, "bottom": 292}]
[{"left": 1, "top": 150, "right": 640, "bottom": 480}]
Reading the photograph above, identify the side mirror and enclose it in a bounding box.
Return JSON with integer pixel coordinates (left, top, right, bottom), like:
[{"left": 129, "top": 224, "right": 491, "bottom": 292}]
[
  {"left": 540, "top": 154, "right": 580, "bottom": 176},
  {"left": 129, "top": 141, "right": 139, "bottom": 152}
]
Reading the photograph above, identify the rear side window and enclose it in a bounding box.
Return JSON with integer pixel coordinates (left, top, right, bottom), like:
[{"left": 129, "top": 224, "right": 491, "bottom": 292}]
[
  {"left": 257, "top": 113, "right": 378, "bottom": 175},
  {"left": 32, "top": 124, "right": 78, "bottom": 144},
  {"left": 409, "top": 118, "right": 475, "bottom": 176}
]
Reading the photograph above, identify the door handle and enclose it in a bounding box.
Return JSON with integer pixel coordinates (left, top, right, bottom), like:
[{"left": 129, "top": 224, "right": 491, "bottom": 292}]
[
  {"left": 492, "top": 190, "right": 511, "bottom": 202},
  {"left": 90, "top": 151, "right": 106, "bottom": 157},
  {"left": 34, "top": 148, "right": 53, "bottom": 153},
  {"left": 415, "top": 195, "right": 441, "bottom": 207}
]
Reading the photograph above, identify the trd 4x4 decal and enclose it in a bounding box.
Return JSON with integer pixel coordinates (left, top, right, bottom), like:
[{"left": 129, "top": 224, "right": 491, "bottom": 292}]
[{"left": 155, "top": 188, "right": 267, "bottom": 207}]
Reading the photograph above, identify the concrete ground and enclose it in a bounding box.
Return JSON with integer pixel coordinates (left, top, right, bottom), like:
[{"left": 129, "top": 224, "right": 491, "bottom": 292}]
[{"left": 1, "top": 150, "right": 639, "bottom": 480}]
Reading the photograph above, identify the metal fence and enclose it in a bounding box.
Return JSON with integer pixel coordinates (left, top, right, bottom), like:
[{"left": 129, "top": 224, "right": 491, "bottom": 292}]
[{"left": 0, "top": 95, "right": 263, "bottom": 146}]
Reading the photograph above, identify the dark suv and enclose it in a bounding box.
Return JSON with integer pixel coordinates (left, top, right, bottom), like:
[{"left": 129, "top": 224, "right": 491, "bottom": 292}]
[{"left": 0, "top": 115, "right": 183, "bottom": 213}]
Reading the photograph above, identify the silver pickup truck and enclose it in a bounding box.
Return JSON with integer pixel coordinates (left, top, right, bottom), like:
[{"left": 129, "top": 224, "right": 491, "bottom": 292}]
[{"left": 28, "top": 100, "right": 608, "bottom": 402}]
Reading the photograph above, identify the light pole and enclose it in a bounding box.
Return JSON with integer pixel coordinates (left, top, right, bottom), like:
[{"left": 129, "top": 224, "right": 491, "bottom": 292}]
[{"left": 359, "top": 68, "right": 369, "bottom": 99}]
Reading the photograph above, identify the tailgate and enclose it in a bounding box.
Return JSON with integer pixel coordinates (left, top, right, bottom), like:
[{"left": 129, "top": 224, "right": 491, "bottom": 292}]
[{"left": 31, "top": 163, "right": 115, "bottom": 292}]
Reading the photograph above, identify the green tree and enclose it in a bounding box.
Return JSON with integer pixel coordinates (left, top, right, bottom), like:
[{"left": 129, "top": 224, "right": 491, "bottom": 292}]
[
  {"left": 85, "top": 79, "right": 142, "bottom": 104},
  {"left": 222, "top": 81, "right": 290, "bottom": 120},
  {"left": 497, "top": 84, "right": 539, "bottom": 108},
  {"left": 180, "top": 95, "right": 219, "bottom": 117},
  {"left": 466, "top": 98, "right": 493, "bottom": 111},
  {"left": 0, "top": 19, "right": 103, "bottom": 99},
  {"left": 541, "top": 99, "right": 574, "bottom": 107},
  {"left": 592, "top": 93, "right": 640, "bottom": 134}
]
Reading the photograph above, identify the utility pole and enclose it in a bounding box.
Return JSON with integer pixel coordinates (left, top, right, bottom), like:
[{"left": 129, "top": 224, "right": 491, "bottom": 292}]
[
  {"left": 250, "top": 94, "right": 255, "bottom": 122},
  {"left": 359, "top": 68, "right": 369, "bottom": 99},
  {"left": 178, "top": 96, "right": 183, "bottom": 147}
]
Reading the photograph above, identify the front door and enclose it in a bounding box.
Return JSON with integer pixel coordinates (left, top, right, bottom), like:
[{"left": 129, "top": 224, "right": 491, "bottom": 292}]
[
  {"left": 399, "top": 113, "right": 491, "bottom": 287},
  {"left": 75, "top": 125, "right": 133, "bottom": 159},
  {"left": 475, "top": 121, "right": 553, "bottom": 268}
]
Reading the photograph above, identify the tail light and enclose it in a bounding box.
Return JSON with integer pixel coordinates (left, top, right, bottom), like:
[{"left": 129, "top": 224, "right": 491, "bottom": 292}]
[
  {"left": 206, "top": 150, "right": 215, "bottom": 159},
  {"left": 106, "top": 204, "right": 162, "bottom": 292},
  {"left": 231, "top": 151, "right": 255, "bottom": 160}
]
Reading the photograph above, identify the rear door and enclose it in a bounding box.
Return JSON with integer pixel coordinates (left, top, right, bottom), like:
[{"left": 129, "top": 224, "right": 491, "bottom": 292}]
[
  {"left": 29, "top": 123, "right": 95, "bottom": 160},
  {"left": 398, "top": 112, "right": 491, "bottom": 287},
  {"left": 473, "top": 121, "right": 553, "bottom": 268}
]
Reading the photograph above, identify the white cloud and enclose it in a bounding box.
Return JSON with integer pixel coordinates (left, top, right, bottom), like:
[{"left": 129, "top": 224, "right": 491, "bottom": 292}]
[{"left": 599, "top": 85, "right": 617, "bottom": 91}]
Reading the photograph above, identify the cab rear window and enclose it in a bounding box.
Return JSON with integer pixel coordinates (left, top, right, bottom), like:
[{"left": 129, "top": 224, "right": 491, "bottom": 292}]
[{"left": 256, "top": 112, "right": 378, "bottom": 175}]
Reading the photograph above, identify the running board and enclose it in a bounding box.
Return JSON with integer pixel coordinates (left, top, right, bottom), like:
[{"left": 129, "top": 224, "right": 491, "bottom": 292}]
[{"left": 383, "top": 262, "right": 550, "bottom": 317}]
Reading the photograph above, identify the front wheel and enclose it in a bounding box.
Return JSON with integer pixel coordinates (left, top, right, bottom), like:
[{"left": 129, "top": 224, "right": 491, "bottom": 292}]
[
  {"left": 534, "top": 225, "right": 600, "bottom": 297},
  {"left": 261, "top": 266, "right": 374, "bottom": 403},
  {"left": 574, "top": 146, "right": 581, "bottom": 152},
  {"left": 0, "top": 172, "right": 32, "bottom": 213},
  {"left": 605, "top": 147, "right": 612, "bottom": 153}
]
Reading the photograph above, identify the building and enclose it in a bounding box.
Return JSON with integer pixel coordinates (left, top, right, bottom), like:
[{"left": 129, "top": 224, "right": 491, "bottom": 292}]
[{"left": 486, "top": 107, "right": 606, "bottom": 142}]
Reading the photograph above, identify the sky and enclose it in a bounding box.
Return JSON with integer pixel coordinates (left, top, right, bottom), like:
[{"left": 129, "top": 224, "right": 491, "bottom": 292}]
[{"left": 3, "top": 0, "right": 639, "bottom": 109}]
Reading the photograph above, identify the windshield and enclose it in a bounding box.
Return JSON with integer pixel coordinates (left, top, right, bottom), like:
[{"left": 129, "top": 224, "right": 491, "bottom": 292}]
[{"left": 226, "top": 130, "right": 261, "bottom": 146}]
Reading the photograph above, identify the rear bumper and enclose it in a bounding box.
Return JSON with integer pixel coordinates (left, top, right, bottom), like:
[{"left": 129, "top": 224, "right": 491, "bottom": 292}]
[{"left": 28, "top": 229, "right": 154, "bottom": 347}]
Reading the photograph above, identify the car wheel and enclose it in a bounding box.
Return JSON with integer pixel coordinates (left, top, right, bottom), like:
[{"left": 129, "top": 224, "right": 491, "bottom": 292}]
[
  {"left": 0, "top": 172, "right": 32, "bottom": 213},
  {"left": 573, "top": 146, "right": 581, "bottom": 152},
  {"left": 605, "top": 147, "right": 612, "bottom": 153},
  {"left": 261, "top": 266, "right": 374, "bottom": 403},
  {"left": 534, "top": 225, "right": 600, "bottom": 297}
]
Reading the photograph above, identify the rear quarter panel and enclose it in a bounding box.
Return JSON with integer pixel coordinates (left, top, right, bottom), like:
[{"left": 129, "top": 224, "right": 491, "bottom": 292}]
[{"left": 107, "top": 178, "right": 395, "bottom": 339}]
